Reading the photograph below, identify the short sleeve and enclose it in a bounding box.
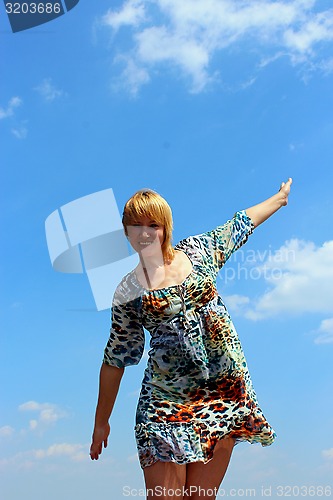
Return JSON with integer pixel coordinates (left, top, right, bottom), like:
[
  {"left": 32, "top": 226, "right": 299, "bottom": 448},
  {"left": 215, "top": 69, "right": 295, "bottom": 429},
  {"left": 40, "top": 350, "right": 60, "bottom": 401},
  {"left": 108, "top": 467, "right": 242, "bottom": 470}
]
[
  {"left": 103, "top": 285, "right": 145, "bottom": 368},
  {"left": 202, "top": 210, "right": 254, "bottom": 272}
]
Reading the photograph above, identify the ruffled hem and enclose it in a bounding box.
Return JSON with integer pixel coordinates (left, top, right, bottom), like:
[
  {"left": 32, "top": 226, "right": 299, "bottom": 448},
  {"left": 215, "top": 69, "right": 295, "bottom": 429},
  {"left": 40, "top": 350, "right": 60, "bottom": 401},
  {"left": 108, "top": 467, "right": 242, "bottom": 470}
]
[
  {"left": 135, "top": 410, "right": 276, "bottom": 469},
  {"left": 136, "top": 421, "right": 204, "bottom": 468}
]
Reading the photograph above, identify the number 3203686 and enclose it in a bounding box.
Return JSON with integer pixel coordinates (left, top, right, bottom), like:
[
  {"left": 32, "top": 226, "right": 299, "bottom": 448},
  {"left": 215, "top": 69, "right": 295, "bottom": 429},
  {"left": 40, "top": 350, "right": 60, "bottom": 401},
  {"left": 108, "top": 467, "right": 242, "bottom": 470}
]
[{"left": 5, "top": 3, "right": 62, "bottom": 14}]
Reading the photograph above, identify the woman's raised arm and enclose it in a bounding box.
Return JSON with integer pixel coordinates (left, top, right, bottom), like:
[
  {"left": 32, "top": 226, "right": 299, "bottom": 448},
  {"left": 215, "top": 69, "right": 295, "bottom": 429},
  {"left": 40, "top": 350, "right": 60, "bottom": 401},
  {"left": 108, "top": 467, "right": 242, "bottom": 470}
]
[{"left": 245, "top": 177, "right": 292, "bottom": 228}]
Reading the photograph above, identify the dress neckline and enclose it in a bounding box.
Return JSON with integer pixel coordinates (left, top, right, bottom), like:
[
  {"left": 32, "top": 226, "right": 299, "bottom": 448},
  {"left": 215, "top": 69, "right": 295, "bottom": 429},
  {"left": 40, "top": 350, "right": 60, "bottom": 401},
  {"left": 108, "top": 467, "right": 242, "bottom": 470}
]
[{"left": 132, "top": 249, "right": 194, "bottom": 292}]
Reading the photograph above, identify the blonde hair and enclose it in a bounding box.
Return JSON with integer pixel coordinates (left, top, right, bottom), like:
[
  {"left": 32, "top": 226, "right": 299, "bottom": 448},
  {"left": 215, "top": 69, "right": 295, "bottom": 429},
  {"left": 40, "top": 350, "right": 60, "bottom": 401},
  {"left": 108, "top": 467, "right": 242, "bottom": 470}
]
[{"left": 122, "top": 189, "right": 175, "bottom": 263}]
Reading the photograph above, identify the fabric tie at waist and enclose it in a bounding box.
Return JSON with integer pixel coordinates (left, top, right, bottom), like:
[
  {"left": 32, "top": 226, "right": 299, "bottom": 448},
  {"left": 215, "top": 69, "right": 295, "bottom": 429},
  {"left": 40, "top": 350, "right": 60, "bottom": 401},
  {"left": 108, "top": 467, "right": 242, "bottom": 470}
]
[{"left": 168, "top": 311, "right": 210, "bottom": 379}]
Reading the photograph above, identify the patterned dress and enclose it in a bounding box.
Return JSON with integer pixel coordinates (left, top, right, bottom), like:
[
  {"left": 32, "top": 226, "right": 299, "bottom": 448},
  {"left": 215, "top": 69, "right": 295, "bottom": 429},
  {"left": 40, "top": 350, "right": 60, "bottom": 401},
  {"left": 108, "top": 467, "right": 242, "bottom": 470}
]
[{"left": 103, "top": 210, "right": 276, "bottom": 469}]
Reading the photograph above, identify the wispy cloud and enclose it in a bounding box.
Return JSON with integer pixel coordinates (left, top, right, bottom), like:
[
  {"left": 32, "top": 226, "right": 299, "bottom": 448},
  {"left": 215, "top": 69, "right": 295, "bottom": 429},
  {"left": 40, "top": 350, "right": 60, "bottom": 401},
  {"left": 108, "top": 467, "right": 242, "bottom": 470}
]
[
  {"left": 112, "top": 55, "right": 150, "bottom": 96},
  {"left": 289, "top": 140, "right": 305, "bottom": 152},
  {"left": 101, "top": 0, "right": 147, "bottom": 32},
  {"left": 322, "top": 448, "right": 333, "bottom": 459},
  {"left": 0, "top": 96, "right": 28, "bottom": 139},
  {"left": 33, "top": 442, "right": 88, "bottom": 462},
  {"left": 19, "top": 401, "right": 68, "bottom": 431},
  {"left": 34, "top": 78, "right": 65, "bottom": 102},
  {"left": 0, "top": 425, "right": 14, "bottom": 438},
  {"left": 0, "top": 96, "right": 22, "bottom": 119},
  {"left": 0, "top": 442, "right": 88, "bottom": 470},
  {"left": 99, "top": 0, "right": 333, "bottom": 94},
  {"left": 11, "top": 122, "right": 28, "bottom": 139},
  {"left": 224, "top": 294, "right": 250, "bottom": 315},
  {"left": 314, "top": 318, "right": 333, "bottom": 344}
]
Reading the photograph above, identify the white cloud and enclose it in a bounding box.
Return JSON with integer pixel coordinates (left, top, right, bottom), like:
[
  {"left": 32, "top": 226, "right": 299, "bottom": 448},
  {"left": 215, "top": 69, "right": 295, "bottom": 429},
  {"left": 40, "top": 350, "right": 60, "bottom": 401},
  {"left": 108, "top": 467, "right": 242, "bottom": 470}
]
[
  {"left": 99, "top": 0, "right": 333, "bottom": 93},
  {"left": 283, "top": 10, "right": 333, "bottom": 55},
  {"left": 135, "top": 25, "right": 212, "bottom": 92},
  {"left": 242, "top": 239, "right": 333, "bottom": 320},
  {"left": 224, "top": 294, "right": 250, "bottom": 314},
  {"left": 33, "top": 443, "right": 88, "bottom": 462},
  {"left": 322, "top": 448, "right": 333, "bottom": 459},
  {"left": 101, "top": 0, "right": 147, "bottom": 32},
  {"left": 19, "top": 401, "right": 68, "bottom": 430},
  {"left": 0, "top": 425, "right": 14, "bottom": 437},
  {"left": 314, "top": 318, "right": 333, "bottom": 345},
  {"left": 319, "top": 57, "right": 333, "bottom": 75},
  {"left": 0, "top": 443, "right": 88, "bottom": 469},
  {"left": 19, "top": 401, "right": 42, "bottom": 411},
  {"left": 29, "top": 419, "right": 38, "bottom": 430},
  {"left": 113, "top": 55, "right": 150, "bottom": 96},
  {"left": 11, "top": 122, "right": 28, "bottom": 139},
  {"left": 34, "top": 78, "right": 64, "bottom": 101},
  {"left": 289, "top": 141, "right": 304, "bottom": 152},
  {"left": 0, "top": 96, "right": 22, "bottom": 119}
]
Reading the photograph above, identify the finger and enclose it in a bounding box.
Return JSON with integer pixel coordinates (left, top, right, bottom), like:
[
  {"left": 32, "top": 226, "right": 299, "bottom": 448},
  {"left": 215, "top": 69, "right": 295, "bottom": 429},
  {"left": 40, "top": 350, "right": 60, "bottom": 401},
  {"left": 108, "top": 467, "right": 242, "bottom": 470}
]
[
  {"left": 90, "top": 448, "right": 101, "bottom": 460},
  {"left": 104, "top": 437, "right": 108, "bottom": 448},
  {"left": 90, "top": 442, "right": 102, "bottom": 459}
]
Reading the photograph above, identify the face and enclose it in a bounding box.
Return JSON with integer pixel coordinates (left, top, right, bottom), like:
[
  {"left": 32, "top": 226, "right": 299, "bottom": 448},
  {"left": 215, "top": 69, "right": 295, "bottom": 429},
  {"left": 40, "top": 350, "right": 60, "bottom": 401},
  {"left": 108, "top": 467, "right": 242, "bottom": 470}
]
[{"left": 126, "top": 216, "right": 165, "bottom": 258}]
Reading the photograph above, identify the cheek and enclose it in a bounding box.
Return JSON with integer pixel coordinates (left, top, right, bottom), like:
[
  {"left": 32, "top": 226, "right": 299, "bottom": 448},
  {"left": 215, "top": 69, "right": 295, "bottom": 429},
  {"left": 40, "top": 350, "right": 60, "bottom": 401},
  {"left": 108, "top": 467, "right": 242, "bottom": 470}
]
[
  {"left": 126, "top": 233, "right": 140, "bottom": 249},
  {"left": 127, "top": 227, "right": 139, "bottom": 239}
]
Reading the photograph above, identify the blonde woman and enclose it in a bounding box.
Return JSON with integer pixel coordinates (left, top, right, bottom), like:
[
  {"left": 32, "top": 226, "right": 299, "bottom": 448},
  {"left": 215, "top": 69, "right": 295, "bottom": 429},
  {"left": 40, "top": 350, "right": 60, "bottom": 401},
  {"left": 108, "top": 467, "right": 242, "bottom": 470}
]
[{"left": 90, "top": 179, "right": 292, "bottom": 500}]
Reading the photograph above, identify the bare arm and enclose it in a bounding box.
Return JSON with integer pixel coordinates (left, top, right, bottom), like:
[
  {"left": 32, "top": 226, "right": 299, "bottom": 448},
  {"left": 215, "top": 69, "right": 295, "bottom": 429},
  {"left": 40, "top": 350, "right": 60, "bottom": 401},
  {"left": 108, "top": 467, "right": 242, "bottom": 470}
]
[
  {"left": 90, "top": 363, "right": 124, "bottom": 460},
  {"left": 245, "top": 178, "right": 292, "bottom": 228}
]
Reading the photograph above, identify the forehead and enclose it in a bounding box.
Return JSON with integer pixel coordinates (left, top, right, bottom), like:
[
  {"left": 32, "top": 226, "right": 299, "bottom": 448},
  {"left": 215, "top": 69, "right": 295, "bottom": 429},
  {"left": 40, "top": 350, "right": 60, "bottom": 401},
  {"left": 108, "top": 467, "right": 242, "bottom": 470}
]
[{"left": 126, "top": 206, "right": 164, "bottom": 222}]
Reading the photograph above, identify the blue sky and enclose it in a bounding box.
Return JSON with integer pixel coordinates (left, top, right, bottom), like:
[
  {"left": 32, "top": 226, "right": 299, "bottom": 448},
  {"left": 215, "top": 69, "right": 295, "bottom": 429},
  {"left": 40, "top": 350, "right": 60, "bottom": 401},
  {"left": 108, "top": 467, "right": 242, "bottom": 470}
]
[{"left": 1, "top": 1, "right": 333, "bottom": 499}]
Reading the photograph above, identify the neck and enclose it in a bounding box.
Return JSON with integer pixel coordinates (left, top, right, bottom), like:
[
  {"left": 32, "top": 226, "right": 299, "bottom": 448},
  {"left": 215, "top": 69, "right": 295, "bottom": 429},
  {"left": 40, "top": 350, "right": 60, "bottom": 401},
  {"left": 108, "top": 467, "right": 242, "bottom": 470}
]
[{"left": 139, "top": 254, "right": 164, "bottom": 270}]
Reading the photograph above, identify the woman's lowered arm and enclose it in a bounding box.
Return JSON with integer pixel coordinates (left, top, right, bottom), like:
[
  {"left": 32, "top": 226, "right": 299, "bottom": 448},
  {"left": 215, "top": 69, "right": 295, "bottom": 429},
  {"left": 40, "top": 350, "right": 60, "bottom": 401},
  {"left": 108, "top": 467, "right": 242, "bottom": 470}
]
[
  {"left": 245, "top": 178, "right": 292, "bottom": 228},
  {"left": 90, "top": 363, "right": 124, "bottom": 460}
]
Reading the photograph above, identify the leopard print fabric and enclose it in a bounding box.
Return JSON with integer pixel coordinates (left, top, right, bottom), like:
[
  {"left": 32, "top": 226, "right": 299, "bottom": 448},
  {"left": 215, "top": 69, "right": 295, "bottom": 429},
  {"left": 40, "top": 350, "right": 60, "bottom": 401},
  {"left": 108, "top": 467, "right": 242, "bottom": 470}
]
[{"left": 103, "top": 210, "right": 277, "bottom": 468}]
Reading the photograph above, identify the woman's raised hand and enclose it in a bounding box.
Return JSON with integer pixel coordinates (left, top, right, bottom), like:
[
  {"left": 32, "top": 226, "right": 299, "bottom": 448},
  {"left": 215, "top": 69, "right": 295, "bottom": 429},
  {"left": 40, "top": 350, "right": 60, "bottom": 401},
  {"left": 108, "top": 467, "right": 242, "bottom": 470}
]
[{"left": 279, "top": 177, "right": 293, "bottom": 206}]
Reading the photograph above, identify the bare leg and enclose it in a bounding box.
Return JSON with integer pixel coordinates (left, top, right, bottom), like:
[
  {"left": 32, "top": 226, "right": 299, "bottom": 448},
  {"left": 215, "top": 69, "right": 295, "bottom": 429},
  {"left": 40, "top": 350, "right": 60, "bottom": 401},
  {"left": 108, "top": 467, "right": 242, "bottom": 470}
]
[
  {"left": 143, "top": 460, "right": 186, "bottom": 500},
  {"left": 184, "top": 437, "right": 235, "bottom": 500}
]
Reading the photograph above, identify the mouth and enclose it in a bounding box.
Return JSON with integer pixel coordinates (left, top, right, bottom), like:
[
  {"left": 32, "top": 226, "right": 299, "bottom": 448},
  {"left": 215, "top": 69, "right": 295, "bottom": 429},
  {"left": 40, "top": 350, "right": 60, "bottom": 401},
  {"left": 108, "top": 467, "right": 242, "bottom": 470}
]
[{"left": 139, "top": 242, "right": 154, "bottom": 246}]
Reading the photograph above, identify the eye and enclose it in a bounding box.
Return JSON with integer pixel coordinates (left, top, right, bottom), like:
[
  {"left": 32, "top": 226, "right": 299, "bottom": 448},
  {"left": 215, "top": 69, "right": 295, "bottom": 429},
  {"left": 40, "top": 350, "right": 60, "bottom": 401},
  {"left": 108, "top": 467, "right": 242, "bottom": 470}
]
[{"left": 150, "top": 223, "right": 159, "bottom": 228}]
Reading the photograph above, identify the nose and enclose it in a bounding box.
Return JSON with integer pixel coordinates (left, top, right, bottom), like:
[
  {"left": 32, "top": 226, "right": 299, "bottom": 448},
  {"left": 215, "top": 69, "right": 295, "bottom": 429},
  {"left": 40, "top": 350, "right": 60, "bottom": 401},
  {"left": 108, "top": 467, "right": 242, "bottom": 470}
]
[{"left": 140, "top": 226, "right": 153, "bottom": 238}]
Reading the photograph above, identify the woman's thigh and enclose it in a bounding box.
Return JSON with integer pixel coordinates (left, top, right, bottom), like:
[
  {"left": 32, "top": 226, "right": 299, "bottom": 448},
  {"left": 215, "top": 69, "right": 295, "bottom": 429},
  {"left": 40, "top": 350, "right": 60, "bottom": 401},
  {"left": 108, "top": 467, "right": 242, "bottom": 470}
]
[
  {"left": 143, "top": 460, "right": 186, "bottom": 500},
  {"left": 184, "top": 437, "right": 235, "bottom": 500}
]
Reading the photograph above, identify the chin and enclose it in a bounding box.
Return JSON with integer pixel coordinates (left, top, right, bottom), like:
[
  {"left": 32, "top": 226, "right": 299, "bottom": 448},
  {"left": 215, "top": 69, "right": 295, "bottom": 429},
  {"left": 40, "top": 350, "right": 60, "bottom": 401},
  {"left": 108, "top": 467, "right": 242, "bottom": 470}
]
[{"left": 140, "top": 245, "right": 163, "bottom": 258}]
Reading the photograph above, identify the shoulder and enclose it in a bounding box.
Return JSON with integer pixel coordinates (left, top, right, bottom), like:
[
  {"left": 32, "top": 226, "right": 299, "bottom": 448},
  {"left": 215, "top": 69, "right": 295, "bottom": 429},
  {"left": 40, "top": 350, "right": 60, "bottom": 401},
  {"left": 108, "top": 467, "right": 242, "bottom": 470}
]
[
  {"left": 174, "top": 211, "right": 253, "bottom": 252},
  {"left": 174, "top": 231, "right": 214, "bottom": 259}
]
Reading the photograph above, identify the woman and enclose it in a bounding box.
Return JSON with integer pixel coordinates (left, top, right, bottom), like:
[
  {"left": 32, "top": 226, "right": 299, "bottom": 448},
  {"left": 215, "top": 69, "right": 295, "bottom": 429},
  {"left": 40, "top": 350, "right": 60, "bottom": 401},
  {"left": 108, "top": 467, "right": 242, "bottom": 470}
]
[{"left": 90, "top": 179, "right": 293, "bottom": 500}]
